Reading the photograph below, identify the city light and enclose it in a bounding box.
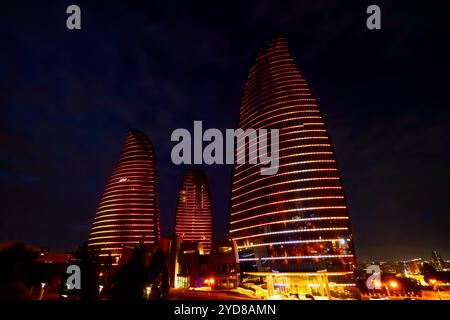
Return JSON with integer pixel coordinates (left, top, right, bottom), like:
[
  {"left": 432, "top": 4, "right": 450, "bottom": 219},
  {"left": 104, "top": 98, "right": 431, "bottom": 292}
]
[{"left": 389, "top": 280, "right": 399, "bottom": 289}]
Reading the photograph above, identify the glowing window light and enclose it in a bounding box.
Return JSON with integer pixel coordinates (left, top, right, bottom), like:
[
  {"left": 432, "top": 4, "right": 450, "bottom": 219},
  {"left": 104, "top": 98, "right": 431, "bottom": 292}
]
[
  {"left": 232, "top": 167, "right": 338, "bottom": 189},
  {"left": 242, "top": 89, "right": 314, "bottom": 109},
  {"left": 240, "top": 101, "right": 319, "bottom": 123},
  {"left": 231, "top": 206, "right": 347, "bottom": 225},
  {"left": 229, "top": 216, "right": 349, "bottom": 233},
  {"left": 231, "top": 227, "right": 349, "bottom": 241},
  {"left": 234, "top": 151, "right": 333, "bottom": 171},
  {"left": 240, "top": 108, "right": 320, "bottom": 127},
  {"left": 244, "top": 144, "right": 332, "bottom": 162},
  {"left": 233, "top": 157, "right": 335, "bottom": 178},
  {"left": 238, "top": 238, "right": 342, "bottom": 249},
  {"left": 234, "top": 127, "right": 327, "bottom": 155},
  {"left": 238, "top": 254, "right": 354, "bottom": 262},
  {"left": 231, "top": 177, "right": 340, "bottom": 201},
  {"left": 231, "top": 195, "right": 344, "bottom": 216}
]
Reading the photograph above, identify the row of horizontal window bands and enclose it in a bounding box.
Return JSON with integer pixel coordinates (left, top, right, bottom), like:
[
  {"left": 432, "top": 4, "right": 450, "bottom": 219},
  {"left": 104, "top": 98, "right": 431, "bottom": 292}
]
[
  {"left": 108, "top": 167, "right": 156, "bottom": 176},
  {"left": 230, "top": 177, "right": 345, "bottom": 203},
  {"left": 120, "top": 139, "right": 154, "bottom": 150},
  {"left": 243, "top": 63, "right": 305, "bottom": 87},
  {"left": 229, "top": 216, "right": 351, "bottom": 234},
  {"left": 96, "top": 200, "right": 157, "bottom": 209},
  {"left": 245, "top": 57, "right": 300, "bottom": 87},
  {"left": 239, "top": 114, "right": 323, "bottom": 131},
  {"left": 99, "top": 190, "right": 156, "bottom": 201},
  {"left": 236, "top": 244, "right": 351, "bottom": 257},
  {"left": 175, "top": 210, "right": 212, "bottom": 215},
  {"left": 116, "top": 147, "right": 154, "bottom": 156},
  {"left": 231, "top": 162, "right": 339, "bottom": 189},
  {"left": 92, "top": 213, "right": 157, "bottom": 223},
  {"left": 88, "top": 232, "right": 158, "bottom": 241},
  {"left": 233, "top": 230, "right": 352, "bottom": 244},
  {"left": 175, "top": 221, "right": 213, "bottom": 226},
  {"left": 240, "top": 87, "right": 314, "bottom": 114},
  {"left": 245, "top": 59, "right": 301, "bottom": 83},
  {"left": 230, "top": 193, "right": 346, "bottom": 214},
  {"left": 229, "top": 208, "right": 349, "bottom": 227},
  {"left": 97, "top": 195, "right": 156, "bottom": 205},
  {"left": 230, "top": 197, "right": 348, "bottom": 217},
  {"left": 237, "top": 123, "right": 325, "bottom": 138},
  {"left": 232, "top": 160, "right": 341, "bottom": 177},
  {"left": 229, "top": 207, "right": 349, "bottom": 226},
  {"left": 241, "top": 77, "right": 309, "bottom": 102},
  {"left": 93, "top": 213, "right": 157, "bottom": 221},
  {"left": 239, "top": 106, "right": 319, "bottom": 129},
  {"left": 98, "top": 184, "right": 155, "bottom": 192},
  {"left": 229, "top": 215, "right": 350, "bottom": 233},
  {"left": 238, "top": 255, "right": 354, "bottom": 264},
  {"left": 239, "top": 106, "right": 319, "bottom": 130},
  {"left": 88, "top": 242, "right": 157, "bottom": 248},
  {"left": 240, "top": 259, "right": 355, "bottom": 272},
  {"left": 231, "top": 190, "right": 345, "bottom": 211},
  {"left": 88, "top": 237, "right": 157, "bottom": 243},
  {"left": 233, "top": 126, "right": 328, "bottom": 156},
  {"left": 243, "top": 72, "right": 306, "bottom": 99},
  {"left": 241, "top": 84, "right": 312, "bottom": 115},
  {"left": 97, "top": 185, "right": 157, "bottom": 195},
  {"left": 232, "top": 159, "right": 340, "bottom": 183},
  {"left": 230, "top": 179, "right": 345, "bottom": 202},
  {"left": 249, "top": 42, "right": 290, "bottom": 67},
  {"left": 233, "top": 146, "right": 338, "bottom": 169},
  {"left": 90, "top": 224, "right": 156, "bottom": 232},
  {"left": 243, "top": 74, "right": 307, "bottom": 100},
  {"left": 249, "top": 44, "right": 291, "bottom": 68}
]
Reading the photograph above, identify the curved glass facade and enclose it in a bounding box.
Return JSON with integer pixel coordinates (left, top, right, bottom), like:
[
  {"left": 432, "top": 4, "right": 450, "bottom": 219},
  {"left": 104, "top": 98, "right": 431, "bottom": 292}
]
[
  {"left": 88, "top": 129, "right": 160, "bottom": 261},
  {"left": 228, "top": 37, "right": 356, "bottom": 276},
  {"left": 174, "top": 169, "right": 213, "bottom": 254}
]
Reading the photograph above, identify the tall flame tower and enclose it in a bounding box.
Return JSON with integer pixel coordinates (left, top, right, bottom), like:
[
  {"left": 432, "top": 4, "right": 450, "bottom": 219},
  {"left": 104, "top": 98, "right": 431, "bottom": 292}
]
[{"left": 228, "top": 37, "right": 356, "bottom": 275}]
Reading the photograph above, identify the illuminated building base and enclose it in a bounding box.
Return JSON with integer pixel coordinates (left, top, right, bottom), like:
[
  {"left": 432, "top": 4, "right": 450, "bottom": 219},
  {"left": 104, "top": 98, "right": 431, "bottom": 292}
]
[{"left": 241, "top": 271, "right": 359, "bottom": 300}]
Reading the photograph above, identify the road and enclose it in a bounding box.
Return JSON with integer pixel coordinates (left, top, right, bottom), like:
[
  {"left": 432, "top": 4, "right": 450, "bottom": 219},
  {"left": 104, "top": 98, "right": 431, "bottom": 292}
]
[
  {"left": 420, "top": 290, "right": 450, "bottom": 300},
  {"left": 168, "top": 288, "right": 450, "bottom": 300}
]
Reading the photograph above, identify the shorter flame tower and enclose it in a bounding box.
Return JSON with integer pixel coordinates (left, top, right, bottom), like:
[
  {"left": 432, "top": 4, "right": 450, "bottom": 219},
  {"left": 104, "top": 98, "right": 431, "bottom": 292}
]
[
  {"left": 88, "top": 129, "right": 160, "bottom": 262},
  {"left": 174, "top": 169, "right": 213, "bottom": 254}
]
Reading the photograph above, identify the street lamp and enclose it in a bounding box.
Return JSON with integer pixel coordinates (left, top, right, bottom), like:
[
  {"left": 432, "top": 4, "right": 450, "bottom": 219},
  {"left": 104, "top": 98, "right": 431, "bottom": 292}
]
[
  {"left": 39, "top": 283, "right": 46, "bottom": 300},
  {"left": 429, "top": 279, "right": 441, "bottom": 300}
]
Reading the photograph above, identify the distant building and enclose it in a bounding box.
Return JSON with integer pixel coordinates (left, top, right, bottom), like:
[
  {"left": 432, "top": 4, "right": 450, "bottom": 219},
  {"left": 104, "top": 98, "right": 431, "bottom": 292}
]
[
  {"left": 0, "top": 241, "right": 72, "bottom": 300},
  {"left": 208, "top": 240, "right": 240, "bottom": 289},
  {"left": 432, "top": 251, "right": 446, "bottom": 271},
  {"left": 168, "top": 237, "right": 239, "bottom": 290}
]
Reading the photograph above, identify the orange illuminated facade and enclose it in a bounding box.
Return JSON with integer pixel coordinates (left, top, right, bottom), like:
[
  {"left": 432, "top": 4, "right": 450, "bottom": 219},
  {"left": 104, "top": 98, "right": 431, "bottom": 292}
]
[
  {"left": 174, "top": 169, "right": 213, "bottom": 254},
  {"left": 88, "top": 129, "right": 160, "bottom": 262},
  {"left": 228, "top": 37, "right": 356, "bottom": 280}
]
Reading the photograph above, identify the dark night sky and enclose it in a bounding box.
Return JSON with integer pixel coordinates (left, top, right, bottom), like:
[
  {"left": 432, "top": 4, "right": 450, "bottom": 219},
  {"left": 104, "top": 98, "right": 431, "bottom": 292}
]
[{"left": 1, "top": 1, "right": 449, "bottom": 261}]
